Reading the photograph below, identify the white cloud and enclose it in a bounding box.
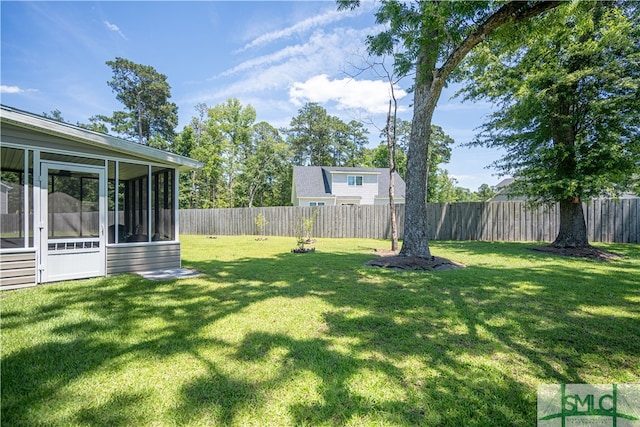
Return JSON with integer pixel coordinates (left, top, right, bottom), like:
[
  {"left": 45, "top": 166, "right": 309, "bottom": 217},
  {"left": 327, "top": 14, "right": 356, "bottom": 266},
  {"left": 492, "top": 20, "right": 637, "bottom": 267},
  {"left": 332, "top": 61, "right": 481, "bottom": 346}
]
[
  {"left": 0, "top": 85, "right": 37, "bottom": 94},
  {"left": 217, "top": 44, "right": 310, "bottom": 78},
  {"left": 237, "top": 6, "right": 366, "bottom": 52},
  {"left": 218, "top": 25, "right": 378, "bottom": 80},
  {"left": 184, "top": 10, "right": 391, "bottom": 126},
  {"left": 192, "top": 26, "right": 380, "bottom": 104},
  {"left": 1, "top": 85, "right": 24, "bottom": 94},
  {"left": 104, "top": 20, "right": 127, "bottom": 40},
  {"left": 289, "top": 74, "right": 407, "bottom": 115}
]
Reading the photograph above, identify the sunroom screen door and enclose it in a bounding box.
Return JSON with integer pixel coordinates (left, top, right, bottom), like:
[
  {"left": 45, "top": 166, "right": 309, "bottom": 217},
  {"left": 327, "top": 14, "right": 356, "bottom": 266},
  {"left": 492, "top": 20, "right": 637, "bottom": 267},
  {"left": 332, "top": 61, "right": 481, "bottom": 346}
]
[{"left": 41, "top": 162, "right": 106, "bottom": 282}]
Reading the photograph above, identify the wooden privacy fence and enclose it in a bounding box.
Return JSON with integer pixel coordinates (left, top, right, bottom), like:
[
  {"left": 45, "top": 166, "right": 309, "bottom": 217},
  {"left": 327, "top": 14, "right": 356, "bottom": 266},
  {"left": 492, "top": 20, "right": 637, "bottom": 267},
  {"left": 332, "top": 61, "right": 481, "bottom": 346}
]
[{"left": 179, "top": 199, "right": 640, "bottom": 243}]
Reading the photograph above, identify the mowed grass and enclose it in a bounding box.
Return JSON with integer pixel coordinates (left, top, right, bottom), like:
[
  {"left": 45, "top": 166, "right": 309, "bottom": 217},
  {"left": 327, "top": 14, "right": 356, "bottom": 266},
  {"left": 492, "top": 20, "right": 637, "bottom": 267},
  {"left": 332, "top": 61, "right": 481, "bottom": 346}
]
[{"left": 1, "top": 235, "right": 639, "bottom": 426}]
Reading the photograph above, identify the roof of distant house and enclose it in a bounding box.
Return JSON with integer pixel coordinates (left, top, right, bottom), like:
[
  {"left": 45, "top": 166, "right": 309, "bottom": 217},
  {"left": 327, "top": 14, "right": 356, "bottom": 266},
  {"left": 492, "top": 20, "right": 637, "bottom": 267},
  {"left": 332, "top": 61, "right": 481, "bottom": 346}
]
[{"left": 495, "top": 178, "right": 515, "bottom": 189}]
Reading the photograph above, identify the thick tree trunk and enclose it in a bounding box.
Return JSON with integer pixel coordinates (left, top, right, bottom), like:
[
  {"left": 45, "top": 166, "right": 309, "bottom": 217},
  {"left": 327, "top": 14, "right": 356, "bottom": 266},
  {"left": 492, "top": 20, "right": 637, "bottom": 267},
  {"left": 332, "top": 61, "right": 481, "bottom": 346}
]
[
  {"left": 552, "top": 198, "right": 589, "bottom": 247},
  {"left": 549, "top": 80, "right": 588, "bottom": 248},
  {"left": 399, "top": 80, "right": 441, "bottom": 258}
]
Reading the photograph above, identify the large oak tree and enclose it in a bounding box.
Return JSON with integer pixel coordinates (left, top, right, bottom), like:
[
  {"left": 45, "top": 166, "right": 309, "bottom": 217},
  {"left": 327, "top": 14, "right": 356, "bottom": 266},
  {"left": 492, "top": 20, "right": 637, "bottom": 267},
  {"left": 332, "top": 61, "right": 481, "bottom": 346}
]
[
  {"left": 458, "top": 1, "right": 640, "bottom": 248},
  {"left": 339, "top": 0, "right": 561, "bottom": 258}
]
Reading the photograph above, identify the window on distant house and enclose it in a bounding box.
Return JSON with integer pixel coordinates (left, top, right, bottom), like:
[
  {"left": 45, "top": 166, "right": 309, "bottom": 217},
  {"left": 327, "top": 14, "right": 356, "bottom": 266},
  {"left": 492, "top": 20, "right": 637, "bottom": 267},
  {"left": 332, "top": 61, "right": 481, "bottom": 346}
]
[
  {"left": 309, "top": 202, "right": 325, "bottom": 207},
  {"left": 348, "top": 175, "right": 363, "bottom": 186}
]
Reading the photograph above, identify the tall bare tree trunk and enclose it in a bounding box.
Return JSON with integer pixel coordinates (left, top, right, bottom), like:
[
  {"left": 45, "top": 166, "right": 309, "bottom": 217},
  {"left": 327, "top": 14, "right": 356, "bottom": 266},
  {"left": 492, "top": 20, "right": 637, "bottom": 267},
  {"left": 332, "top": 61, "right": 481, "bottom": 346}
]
[
  {"left": 190, "top": 170, "right": 197, "bottom": 208},
  {"left": 386, "top": 99, "right": 399, "bottom": 251},
  {"left": 137, "top": 91, "right": 144, "bottom": 145}
]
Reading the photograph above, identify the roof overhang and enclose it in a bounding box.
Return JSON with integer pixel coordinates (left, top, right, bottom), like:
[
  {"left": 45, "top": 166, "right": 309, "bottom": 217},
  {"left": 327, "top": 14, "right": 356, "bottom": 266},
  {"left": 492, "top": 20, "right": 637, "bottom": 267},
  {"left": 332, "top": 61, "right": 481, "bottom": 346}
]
[{"left": 1, "top": 105, "right": 202, "bottom": 172}]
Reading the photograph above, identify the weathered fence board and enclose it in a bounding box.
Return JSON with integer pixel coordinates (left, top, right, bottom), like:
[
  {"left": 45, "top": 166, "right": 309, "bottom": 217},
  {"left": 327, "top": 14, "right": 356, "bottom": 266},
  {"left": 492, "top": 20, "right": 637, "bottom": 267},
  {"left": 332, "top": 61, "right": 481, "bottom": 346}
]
[{"left": 179, "top": 199, "right": 640, "bottom": 243}]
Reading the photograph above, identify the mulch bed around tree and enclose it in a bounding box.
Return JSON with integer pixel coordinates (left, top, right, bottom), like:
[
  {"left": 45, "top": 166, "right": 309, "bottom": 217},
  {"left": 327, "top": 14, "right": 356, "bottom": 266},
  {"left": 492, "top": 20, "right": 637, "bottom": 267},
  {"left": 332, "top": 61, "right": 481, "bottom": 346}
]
[
  {"left": 366, "top": 243, "right": 623, "bottom": 271},
  {"left": 530, "top": 245, "right": 624, "bottom": 261},
  {"left": 366, "top": 249, "right": 466, "bottom": 271}
]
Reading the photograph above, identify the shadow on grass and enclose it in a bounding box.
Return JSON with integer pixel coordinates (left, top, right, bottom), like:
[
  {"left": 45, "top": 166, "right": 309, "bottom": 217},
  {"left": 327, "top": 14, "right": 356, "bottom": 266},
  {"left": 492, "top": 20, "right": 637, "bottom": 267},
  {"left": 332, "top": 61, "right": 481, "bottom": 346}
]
[{"left": 1, "top": 241, "right": 639, "bottom": 425}]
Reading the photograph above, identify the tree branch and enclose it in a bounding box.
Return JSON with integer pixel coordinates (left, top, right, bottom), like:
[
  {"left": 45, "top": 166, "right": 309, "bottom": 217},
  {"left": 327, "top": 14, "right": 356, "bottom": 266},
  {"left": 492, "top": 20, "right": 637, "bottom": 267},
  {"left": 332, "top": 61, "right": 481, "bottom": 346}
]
[{"left": 436, "top": 1, "right": 562, "bottom": 82}]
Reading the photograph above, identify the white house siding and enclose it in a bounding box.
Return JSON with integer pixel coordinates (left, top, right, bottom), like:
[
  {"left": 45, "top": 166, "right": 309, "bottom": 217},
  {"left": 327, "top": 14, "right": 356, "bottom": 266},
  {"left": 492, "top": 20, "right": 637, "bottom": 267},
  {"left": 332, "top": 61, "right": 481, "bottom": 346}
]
[{"left": 330, "top": 173, "right": 379, "bottom": 205}]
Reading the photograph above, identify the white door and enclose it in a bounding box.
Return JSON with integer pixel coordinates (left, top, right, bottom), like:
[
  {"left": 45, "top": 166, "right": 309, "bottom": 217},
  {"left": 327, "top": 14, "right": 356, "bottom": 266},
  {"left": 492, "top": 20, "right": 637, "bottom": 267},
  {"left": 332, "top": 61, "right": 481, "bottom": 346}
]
[{"left": 41, "top": 162, "right": 106, "bottom": 282}]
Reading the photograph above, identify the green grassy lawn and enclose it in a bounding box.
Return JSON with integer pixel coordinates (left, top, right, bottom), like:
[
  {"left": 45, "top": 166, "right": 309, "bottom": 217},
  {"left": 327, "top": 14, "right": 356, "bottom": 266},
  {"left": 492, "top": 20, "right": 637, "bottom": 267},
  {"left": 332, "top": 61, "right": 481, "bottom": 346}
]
[{"left": 2, "top": 236, "right": 639, "bottom": 426}]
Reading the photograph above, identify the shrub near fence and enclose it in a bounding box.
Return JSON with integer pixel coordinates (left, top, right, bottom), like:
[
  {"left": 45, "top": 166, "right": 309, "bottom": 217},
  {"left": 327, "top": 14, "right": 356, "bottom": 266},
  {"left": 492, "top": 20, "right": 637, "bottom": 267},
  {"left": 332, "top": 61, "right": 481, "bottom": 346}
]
[{"left": 179, "top": 199, "right": 640, "bottom": 244}]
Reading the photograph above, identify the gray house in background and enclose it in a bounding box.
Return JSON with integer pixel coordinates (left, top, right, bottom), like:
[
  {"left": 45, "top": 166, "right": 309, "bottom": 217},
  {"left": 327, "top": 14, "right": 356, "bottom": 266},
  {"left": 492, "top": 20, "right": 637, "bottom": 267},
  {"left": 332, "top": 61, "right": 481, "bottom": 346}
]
[
  {"left": 1, "top": 105, "right": 201, "bottom": 290},
  {"left": 490, "top": 177, "right": 639, "bottom": 201},
  {"left": 291, "top": 166, "right": 406, "bottom": 206}
]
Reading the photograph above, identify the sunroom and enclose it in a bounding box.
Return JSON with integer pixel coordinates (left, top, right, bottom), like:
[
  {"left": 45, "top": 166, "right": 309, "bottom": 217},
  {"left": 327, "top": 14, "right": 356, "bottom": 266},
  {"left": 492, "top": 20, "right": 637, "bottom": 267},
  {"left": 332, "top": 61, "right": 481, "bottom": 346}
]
[{"left": 0, "top": 105, "right": 201, "bottom": 290}]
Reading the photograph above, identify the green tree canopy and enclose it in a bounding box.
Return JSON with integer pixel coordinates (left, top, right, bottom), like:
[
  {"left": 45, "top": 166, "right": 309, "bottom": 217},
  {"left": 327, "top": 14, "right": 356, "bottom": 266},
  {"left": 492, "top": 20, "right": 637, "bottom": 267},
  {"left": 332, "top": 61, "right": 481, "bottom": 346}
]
[
  {"left": 367, "top": 118, "right": 410, "bottom": 178},
  {"left": 286, "top": 102, "right": 368, "bottom": 167},
  {"left": 333, "top": 119, "right": 369, "bottom": 167},
  {"left": 427, "top": 125, "right": 454, "bottom": 202},
  {"left": 208, "top": 98, "right": 256, "bottom": 208},
  {"left": 238, "top": 122, "right": 292, "bottom": 207},
  {"left": 287, "top": 103, "right": 334, "bottom": 166},
  {"left": 458, "top": 1, "right": 640, "bottom": 247},
  {"left": 96, "top": 57, "right": 178, "bottom": 147},
  {"left": 175, "top": 103, "right": 222, "bottom": 209},
  {"left": 42, "top": 110, "right": 64, "bottom": 122},
  {"left": 177, "top": 104, "right": 293, "bottom": 209},
  {"left": 475, "top": 183, "right": 497, "bottom": 202}
]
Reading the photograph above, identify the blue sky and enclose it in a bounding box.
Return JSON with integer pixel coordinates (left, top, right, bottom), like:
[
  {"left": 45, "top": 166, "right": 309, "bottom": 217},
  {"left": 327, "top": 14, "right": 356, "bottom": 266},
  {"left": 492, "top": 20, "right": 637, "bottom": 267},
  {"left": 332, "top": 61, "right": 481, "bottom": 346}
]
[{"left": 1, "top": 1, "right": 505, "bottom": 190}]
